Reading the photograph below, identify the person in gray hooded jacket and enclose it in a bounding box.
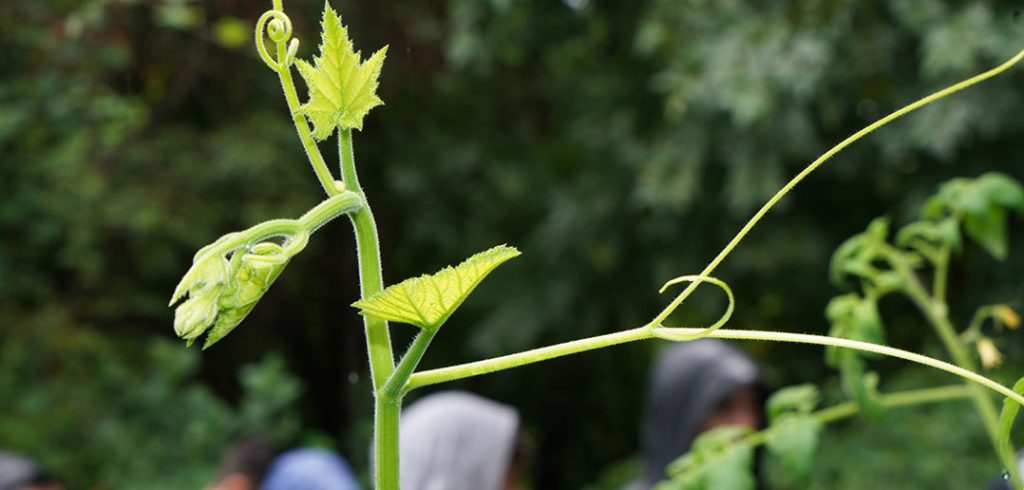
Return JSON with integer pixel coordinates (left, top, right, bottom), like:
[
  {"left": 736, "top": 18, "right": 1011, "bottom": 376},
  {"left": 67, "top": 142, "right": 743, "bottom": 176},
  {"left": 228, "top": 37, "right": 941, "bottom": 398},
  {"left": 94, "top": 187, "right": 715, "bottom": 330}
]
[
  {"left": 627, "top": 339, "right": 764, "bottom": 490},
  {"left": 399, "top": 391, "right": 523, "bottom": 490}
]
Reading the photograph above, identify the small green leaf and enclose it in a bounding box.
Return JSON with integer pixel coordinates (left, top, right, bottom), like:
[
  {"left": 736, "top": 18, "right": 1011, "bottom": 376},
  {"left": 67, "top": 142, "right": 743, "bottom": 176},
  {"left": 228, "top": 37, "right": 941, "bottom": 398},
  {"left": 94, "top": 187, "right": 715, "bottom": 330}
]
[
  {"left": 998, "top": 378, "right": 1024, "bottom": 474},
  {"left": 766, "top": 415, "right": 822, "bottom": 484},
  {"left": 659, "top": 426, "right": 755, "bottom": 490},
  {"left": 766, "top": 384, "right": 819, "bottom": 422},
  {"left": 829, "top": 218, "right": 902, "bottom": 291},
  {"left": 823, "top": 295, "right": 886, "bottom": 417},
  {"left": 977, "top": 173, "right": 1024, "bottom": 211},
  {"left": 896, "top": 219, "right": 962, "bottom": 256},
  {"left": 964, "top": 205, "right": 1008, "bottom": 260},
  {"left": 295, "top": 3, "right": 388, "bottom": 138},
  {"left": 352, "top": 245, "right": 521, "bottom": 331},
  {"left": 824, "top": 293, "right": 885, "bottom": 365},
  {"left": 764, "top": 385, "right": 822, "bottom": 485},
  {"left": 841, "top": 356, "right": 887, "bottom": 419},
  {"left": 923, "top": 173, "right": 1024, "bottom": 260}
]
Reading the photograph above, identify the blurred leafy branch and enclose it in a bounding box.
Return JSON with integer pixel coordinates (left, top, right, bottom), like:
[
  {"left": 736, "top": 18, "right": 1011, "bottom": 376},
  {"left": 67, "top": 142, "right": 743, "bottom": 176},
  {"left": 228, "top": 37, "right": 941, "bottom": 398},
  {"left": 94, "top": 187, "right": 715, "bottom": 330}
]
[
  {"left": 657, "top": 172, "right": 1024, "bottom": 488},
  {"left": 0, "top": 326, "right": 302, "bottom": 489}
]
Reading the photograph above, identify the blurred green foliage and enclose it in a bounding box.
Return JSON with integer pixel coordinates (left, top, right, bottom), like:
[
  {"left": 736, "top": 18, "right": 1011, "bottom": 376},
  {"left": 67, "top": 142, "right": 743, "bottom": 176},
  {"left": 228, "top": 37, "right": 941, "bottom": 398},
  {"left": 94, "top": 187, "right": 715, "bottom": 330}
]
[
  {"left": 0, "top": 321, "right": 302, "bottom": 488},
  {"left": 2, "top": 0, "right": 1024, "bottom": 488},
  {"left": 810, "top": 368, "right": 998, "bottom": 489}
]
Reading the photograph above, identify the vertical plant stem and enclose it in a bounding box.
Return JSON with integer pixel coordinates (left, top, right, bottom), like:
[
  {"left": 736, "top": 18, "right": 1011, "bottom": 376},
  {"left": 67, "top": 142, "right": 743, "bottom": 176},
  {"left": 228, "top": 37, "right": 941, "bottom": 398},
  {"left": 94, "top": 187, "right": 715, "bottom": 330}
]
[
  {"left": 339, "top": 128, "right": 399, "bottom": 489},
  {"left": 901, "top": 264, "right": 1020, "bottom": 486},
  {"left": 375, "top": 399, "right": 401, "bottom": 490},
  {"left": 933, "top": 246, "right": 950, "bottom": 304}
]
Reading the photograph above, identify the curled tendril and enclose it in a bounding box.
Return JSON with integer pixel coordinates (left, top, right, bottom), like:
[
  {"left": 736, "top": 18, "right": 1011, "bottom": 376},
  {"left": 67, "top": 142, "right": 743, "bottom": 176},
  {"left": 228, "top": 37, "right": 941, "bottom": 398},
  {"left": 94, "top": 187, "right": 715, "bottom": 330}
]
[
  {"left": 256, "top": 9, "right": 298, "bottom": 71},
  {"left": 649, "top": 274, "right": 735, "bottom": 342}
]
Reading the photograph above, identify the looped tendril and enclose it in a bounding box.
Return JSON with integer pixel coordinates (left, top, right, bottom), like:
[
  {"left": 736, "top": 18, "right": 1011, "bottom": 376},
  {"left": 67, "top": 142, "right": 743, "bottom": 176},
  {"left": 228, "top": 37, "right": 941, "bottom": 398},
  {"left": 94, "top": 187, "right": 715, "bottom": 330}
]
[
  {"left": 649, "top": 274, "right": 735, "bottom": 342},
  {"left": 256, "top": 9, "right": 297, "bottom": 71},
  {"left": 242, "top": 231, "right": 309, "bottom": 269}
]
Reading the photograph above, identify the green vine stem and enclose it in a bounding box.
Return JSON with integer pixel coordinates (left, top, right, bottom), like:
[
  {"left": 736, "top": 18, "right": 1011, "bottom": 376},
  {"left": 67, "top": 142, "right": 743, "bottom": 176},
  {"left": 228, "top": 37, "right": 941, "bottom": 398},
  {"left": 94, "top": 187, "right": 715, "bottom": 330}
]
[
  {"left": 894, "top": 251, "right": 1018, "bottom": 484},
  {"left": 189, "top": 191, "right": 363, "bottom": 259},
  {"left": 406, "top": 326, "right": 1024, "bottom": 411},
  {"left": 338, "top": 127, "right": 399, "bottom": 488},
  {"left": 259, "top": 2, "right": 398, "bottom": 485}
]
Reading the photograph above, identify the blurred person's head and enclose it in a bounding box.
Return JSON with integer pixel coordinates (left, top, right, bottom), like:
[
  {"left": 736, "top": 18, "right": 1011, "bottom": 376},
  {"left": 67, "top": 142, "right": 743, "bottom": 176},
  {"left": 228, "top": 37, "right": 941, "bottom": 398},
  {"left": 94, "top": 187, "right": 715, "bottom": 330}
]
[
  {"left": 260, "top": 448, "right": 360, "bottom": 490},
  {"left": 0, "top": 451, "right": 63, "bottom": 490},
  {"left": 635, "top": 339, "right": 763, "bottom": 489},
  {"left": 208, "top": 438, "right": 277, "bottom": 490},
  {"left": 400, "top": 391, "right": 524, "bottom": 490},
  {"left": 210, "top": 439, "right": 360, "bottom": 490}
]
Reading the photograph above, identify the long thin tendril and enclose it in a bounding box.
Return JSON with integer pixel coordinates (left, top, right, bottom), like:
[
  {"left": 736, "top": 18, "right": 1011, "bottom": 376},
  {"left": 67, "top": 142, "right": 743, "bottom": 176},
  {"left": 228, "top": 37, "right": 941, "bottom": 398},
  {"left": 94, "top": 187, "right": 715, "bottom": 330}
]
[{"left": 649, "top": 48, "right": 1024, "bottom": 337}]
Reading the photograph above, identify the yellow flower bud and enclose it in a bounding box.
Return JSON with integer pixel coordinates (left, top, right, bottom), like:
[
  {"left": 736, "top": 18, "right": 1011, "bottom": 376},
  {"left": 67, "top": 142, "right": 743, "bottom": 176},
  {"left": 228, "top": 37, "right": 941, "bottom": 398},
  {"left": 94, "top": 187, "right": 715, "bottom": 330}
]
[
  {"left": 976, "top": 337, "right": 1003, "bottom": 370},
  {"left": 996, "top": 306, "right": 1021, "bottom": 330}
]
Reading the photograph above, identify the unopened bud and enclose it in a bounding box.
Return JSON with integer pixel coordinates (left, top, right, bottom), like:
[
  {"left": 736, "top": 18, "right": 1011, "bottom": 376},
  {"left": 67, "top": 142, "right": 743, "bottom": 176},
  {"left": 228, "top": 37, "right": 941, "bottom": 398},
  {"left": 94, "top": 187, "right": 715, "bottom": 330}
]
[
  {"left": 977, "top": 337, "right": 1003, "bottom": 370},
  {"left": 996, "top": 306, "right": 1021, "bottom": 330}
]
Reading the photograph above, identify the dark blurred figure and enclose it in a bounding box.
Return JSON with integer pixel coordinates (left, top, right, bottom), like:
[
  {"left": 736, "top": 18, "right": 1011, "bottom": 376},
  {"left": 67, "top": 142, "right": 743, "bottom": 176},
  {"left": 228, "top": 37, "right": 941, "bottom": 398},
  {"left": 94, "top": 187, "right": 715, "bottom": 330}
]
[
  {"left": 627, "top": 339, "right": 764, "bottom": 490},
  {"left": 208, "top": 439, "right": 360, "bottom": 490},
  {"left": 0, "top": 451, "right": 63, "bottom": 490},
  {"left": 400, "top": 391, "right": 526, "bottom": 490}
]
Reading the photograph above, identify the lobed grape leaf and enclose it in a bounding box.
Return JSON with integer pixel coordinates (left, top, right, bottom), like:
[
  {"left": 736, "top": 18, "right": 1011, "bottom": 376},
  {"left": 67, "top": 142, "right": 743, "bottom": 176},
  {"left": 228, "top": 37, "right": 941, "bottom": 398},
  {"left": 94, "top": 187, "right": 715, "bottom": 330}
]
[{"left": 295, "top": 2, "right": 388, "bottom": 138}]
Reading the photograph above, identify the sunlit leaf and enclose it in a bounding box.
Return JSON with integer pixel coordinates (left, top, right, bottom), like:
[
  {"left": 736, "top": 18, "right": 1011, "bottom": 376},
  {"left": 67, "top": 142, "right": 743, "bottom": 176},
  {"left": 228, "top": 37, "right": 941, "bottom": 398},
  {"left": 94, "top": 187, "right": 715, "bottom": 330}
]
[
  {"left": 352, "top": 245, "right": 521, "bottom": 331},
  {"left": 295, "top": 2, "right": 388, "bottom": 138}
]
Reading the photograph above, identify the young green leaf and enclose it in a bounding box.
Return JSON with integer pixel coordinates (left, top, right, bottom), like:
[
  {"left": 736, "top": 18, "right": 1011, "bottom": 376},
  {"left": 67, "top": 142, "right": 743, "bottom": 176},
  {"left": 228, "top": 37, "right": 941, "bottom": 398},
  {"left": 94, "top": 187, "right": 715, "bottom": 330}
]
[
  {"left": 766, "top": 384, "right": 819, "bottom": 422},
  {"left": 823, "top": 294, "right": 887, "bottom": 417},
  {"left": 295, "top": 2, "right": 388, "bottom": 138},
  {"left": 658, "top": 426, "right": 755, "bottom": 490},
  {"left": 998, "top": 377, "right": 1024, "bottom": 476},
  {"left": 764, "top": 385, "right": 823, "bottom": 486},
  {"left": 352, "top": 245, "right": 521, "bottom": 331},
  {"left": 829, "top": 218, "right": 906, "bottom": 293},
  {"left": 824, "top": 293, "right": 885, "bottom": 364},
  {"left": 923, "top": 172, "right": 1024, "bottom": 260}
]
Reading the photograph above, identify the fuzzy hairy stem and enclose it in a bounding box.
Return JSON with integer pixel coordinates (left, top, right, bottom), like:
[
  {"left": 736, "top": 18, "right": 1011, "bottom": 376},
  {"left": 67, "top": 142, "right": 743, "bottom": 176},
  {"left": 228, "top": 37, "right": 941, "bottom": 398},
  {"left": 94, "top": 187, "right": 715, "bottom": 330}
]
[
  {"left": 406, "top": 325, "right": 1024, "bottom": 412},
  {"left": 338, "top": 129, "right": 398, "bottom": 489}
]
